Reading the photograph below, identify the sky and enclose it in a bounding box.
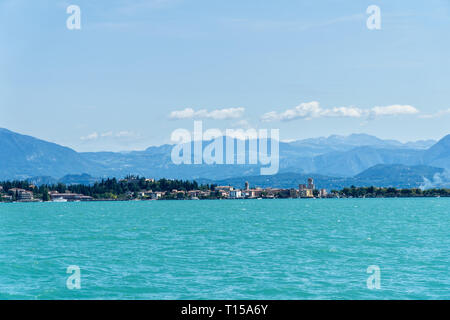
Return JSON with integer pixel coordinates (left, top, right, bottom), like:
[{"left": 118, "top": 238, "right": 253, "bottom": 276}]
[{"left": 0, "top": 0, "right": 449, "bottom": 152}]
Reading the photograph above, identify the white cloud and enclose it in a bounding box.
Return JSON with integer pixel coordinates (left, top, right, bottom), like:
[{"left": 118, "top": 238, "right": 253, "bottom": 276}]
[
  {"left": 116, "top": 131, "right": 137, "bottom": 138},
  {"left": 261, "top": 102, "right": 363, "bottom": 122},
  {"left": 169, "top": 107, "right": 245, "bottom": 120},
  {"left": 262, "top": 102, "right": 419, "bottom": 122},
  {"left": 100, "top": 131, "right": 113, "bottom": 137},
  {"left": 80, "top": 131, "right": 140, "bottom": 141},
  {"left": 80, "top": 132, "right": 99, "bottom": 141},
  {"left": 169, "top": 108, "right": 196, "bottom": 119},
  {"left": 370, "top": 105, "right": 419, "bottom": 117},
  {"left": 322, "top": 106, "right": 365, "bottom": 118},
  {"left": 419, "top": 108, "right": 450, "bottom": 119},
  {"left": 261, "top": 101, "right": 321, "bottom": 121},
  {"left": 260, "top": 111, "right": 281, "bottom": 122}
]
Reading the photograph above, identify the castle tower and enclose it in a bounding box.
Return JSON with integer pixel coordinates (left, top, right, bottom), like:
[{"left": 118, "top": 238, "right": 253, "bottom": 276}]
[{"left": 307, "top": 178, "right": 315, "bottom": 190}]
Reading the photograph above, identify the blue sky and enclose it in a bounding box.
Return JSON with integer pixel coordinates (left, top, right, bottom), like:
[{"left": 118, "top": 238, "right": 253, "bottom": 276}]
[{"left": 1, "top": 0, "right": 449, "bottom": 151}]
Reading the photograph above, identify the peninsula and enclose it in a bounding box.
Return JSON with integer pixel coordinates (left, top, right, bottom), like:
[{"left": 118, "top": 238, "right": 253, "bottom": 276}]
[{"left": 1, "top": 175, "right": 449, "bottom": 203}]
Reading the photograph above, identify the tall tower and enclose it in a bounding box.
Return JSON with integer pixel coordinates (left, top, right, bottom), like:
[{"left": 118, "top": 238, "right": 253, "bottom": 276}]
[
  {"left": 307, "top": 178, "right": 315, "bottom": 190},
  {"left": 245, "top": 181, "right": 249, "bottom": 190}
]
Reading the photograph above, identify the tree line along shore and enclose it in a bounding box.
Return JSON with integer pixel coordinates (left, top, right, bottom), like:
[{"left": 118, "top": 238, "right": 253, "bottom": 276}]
[{"left": 0, "top": 175, "right": 449, "bottom": 202}]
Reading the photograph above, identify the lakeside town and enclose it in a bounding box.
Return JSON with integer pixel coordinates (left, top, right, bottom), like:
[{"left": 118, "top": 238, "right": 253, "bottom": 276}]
[{"left": 0, "top": 176, "right": 449, "bottom": 203}]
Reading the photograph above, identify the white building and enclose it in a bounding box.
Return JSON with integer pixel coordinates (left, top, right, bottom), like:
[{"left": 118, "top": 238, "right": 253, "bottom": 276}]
[
  {"left": 319, "top": 189, "right": 328, "bottom": 198},
  {"left": 229, "top": 190, "right": 242, "bottom": 199},
  {"left": 150, "top": 192, "right": 164, "bottom": 200}
]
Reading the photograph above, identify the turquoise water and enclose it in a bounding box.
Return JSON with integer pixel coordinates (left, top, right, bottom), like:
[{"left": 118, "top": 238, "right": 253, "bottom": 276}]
[{"left": 0, "top": 199, "right": 448, "bottom": 300}]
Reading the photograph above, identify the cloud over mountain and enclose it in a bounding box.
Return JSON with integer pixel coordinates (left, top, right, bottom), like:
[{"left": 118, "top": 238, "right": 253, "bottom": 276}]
[
  {"left": 261, "top": 101, "right": 419, "bottom": 122},
  {"left": 369, "top": 105, "right": 419, "bottom": 118},
  {"left": 170, "top": 107, "right": 245, "bottom": 120}
]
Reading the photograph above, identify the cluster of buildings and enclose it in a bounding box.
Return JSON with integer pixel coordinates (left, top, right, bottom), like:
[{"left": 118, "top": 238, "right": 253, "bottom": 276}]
[
  {"left": 133, "top": 178, "right": 331, "bottom": 200},
  {"left": 213, "top": 178, "right": 329, "bottom": 199},
  {"left": 1, "top": 187, "right": 36, "bottom": 202},
  {"left": 0, "top": 178, "right": 331, "bottom": 202},
  {"left": 132, "top": 189, "right": 208, "bottom": 200},
  {"left": 48, "top": 191, "right": 94, "bottom": 202},
  {"left": 0, "top": 186, "right": 94, "bottom": 202}
]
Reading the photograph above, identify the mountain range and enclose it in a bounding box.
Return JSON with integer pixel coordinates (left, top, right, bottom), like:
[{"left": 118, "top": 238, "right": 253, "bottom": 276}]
[
  {"left": 0, "top": 128, "right": 449, "bottom": 188},
  {"left": 200, "top": 164, "right": 446, "bottom": 190}
]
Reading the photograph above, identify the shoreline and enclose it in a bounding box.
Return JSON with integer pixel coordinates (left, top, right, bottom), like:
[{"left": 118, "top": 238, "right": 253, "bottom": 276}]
[
  {"left": 2, "top": 176, "right": 449, "bottom": 203},
  {"left": 1, "top": 196, "right": 448, "bottom": 204}
]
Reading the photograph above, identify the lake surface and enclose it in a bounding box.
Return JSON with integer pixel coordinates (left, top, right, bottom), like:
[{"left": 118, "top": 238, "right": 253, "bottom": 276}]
[{"left": 0, "top": 199, "right": 448, "bottom": 299}]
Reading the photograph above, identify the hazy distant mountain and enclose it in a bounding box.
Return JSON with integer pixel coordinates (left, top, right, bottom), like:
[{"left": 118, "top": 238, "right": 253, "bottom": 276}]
[
  {"left": 204, "top": 164, "right": 444, "bottom": 190},
  {"left": 29, "top": 174, "right": 100, "bottom": 186},
  {"left": 0, "top": 128, "right": 448, "bottom": 185},
  {"left": 423, "top": 134, "right": 450, "bottom": 169},
  {"left": 403, "top": 140, "right": 437, "bottom": 149},
  {"left": 353, "top": 164, "right": 444, "bottom": 188},
  {"left": 59, "top": 173, "right": 101, "bottom": 185},
  {"left": 199, "top": 172, "right": 347, "bottom": 190},
  {"left": 292, "top": 133, "right": 402, "bottom": 149},
  {"left": 28, "top": 176, "right": 58, "bottom": 186},
  {"left": 26, "top": 164, "right": 444, "bottom": 190},
  {"left": 303, "top": 146, "right": 424, "bottom": 176},
  {"left": 0, "top": 128, "right": 102, "bottom": 180}
]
